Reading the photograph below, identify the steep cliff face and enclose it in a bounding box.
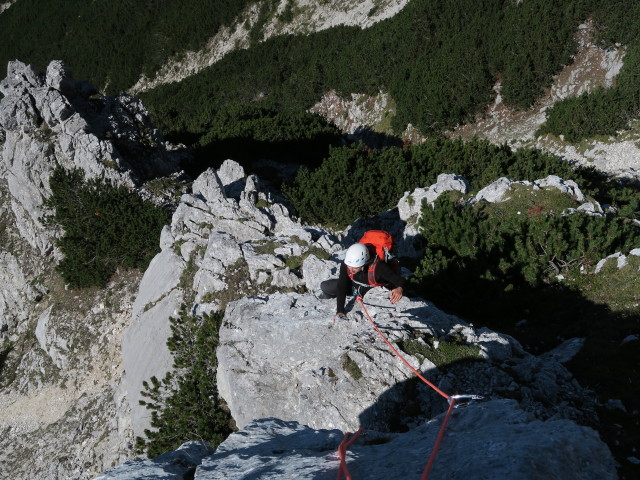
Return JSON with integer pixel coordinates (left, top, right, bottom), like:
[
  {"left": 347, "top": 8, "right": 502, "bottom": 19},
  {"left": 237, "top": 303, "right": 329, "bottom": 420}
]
[
  {"left": 0, "top": 61, "right": 183, "bottom": 479},
  {"left": 0, "top": 60, "right": 180, "bottom": 254}
]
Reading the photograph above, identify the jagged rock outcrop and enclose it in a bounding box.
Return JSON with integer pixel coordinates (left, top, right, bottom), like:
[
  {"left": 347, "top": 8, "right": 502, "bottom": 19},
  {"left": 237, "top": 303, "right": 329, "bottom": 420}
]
[
  {"left": 398, "top": 173, "right": 471, "bottom": 221},
  {"left": 0, "top": 60, "right": 181, "bottom": 253},
  {"left": 99, "top": 258, "right": 616, "bottom": 480},
  {"left": 121, "top": 159, "right": 344, "bottom": 438},
  {"left": 0, "top": 270, "right": 141, "bottom": 480}
]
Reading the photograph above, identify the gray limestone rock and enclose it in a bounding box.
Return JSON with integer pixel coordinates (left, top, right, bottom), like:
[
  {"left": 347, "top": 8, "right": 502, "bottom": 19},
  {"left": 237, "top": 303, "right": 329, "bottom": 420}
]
[
  {"left": 539, "top": 338, "right": 586, "bottom": 364},
  {"left": 473, "top": 175, "right": 585, "bottom": 205},
  {"left": 303, "top": 254, "right": 339, "bottom": 294},
  {"left": 0, "top": 60, "right": 181, "bottom": 252},
  {"left": 0, "top": 251, "right": 37, "bottom": 337},
  {"left": 35, "top": 306, "right": 69, "bottom": 369},
  {"left": 217, "top": 158, "right": 246, "bottom": 198},
  {"left": 122, "top": 247, "right": 187, "bottom": 438},
  {"left": 95, "top": 441, "right": 213, "bottom": 480},
  {"left": 192, "top": 167, "right": 226, "bottom": 202},
  {"left": 190, "top": 400, "right": 616, "bottom": 480},
  {"left": 122, "top": 289, "right": 184, "bottom": 438},
  {"left": 475, "top": 177, "right": 521, "bottom": 203},
  {"left": 595, "top": 251, "right": 632, "bottom": 273},
  {"left": 576, "top": 201, "right": 605, "bottom": 216},
  {"left": 398, "top": 173, "right": 470, "bottom": 221},
  {"left": 536, "top": 174, "right": 585, "bottom": 201},
  {"left": 216, "top": 289, "right": 593, "bottom": 434},
  {"left": 120, "top": 161, "right": 338, "bottom": 439}
]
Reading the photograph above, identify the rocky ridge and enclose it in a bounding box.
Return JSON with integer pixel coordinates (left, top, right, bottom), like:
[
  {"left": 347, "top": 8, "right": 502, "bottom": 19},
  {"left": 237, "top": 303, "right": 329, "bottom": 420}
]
[
  {"left": 0, "top": 61, "right": 183, "bottom": 479},
  {"left": 113, "top": 160, "right": 619, "bottom": 477},
  {"left": 0, "top": 60, "right": 180, "bottom": 254},
  {"left": 0, "top": 60, "right": 628, "bottom": 479}
]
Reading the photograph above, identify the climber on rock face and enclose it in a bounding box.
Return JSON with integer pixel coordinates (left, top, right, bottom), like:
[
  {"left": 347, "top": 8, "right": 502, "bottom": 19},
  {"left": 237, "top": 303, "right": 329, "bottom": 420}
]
[{"left": 319, "top": 234, "right": 405, "bottom": 321}]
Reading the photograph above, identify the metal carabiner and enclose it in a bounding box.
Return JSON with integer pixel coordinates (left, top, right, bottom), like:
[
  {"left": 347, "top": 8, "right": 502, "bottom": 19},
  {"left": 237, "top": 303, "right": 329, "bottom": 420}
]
[{"left": 448, "top": 394, "right": 484, "bottom": 408}]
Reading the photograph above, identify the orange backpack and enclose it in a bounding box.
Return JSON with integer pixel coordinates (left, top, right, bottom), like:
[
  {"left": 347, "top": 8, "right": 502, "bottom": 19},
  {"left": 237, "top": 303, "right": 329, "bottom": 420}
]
[{"left": 358, "top": 230, "right": 400, "bottom": 287}]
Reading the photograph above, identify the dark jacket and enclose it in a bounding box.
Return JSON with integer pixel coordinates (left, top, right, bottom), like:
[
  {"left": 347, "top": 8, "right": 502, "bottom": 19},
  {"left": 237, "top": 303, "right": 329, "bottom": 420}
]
[{"left": 335, "top": 260, "right": 405, "bottom": 314}]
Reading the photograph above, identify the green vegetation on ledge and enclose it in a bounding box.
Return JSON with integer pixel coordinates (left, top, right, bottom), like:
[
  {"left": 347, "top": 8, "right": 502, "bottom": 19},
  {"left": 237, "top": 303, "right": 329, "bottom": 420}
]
[{"left": 283, "top": 138, "right": 595, "bottom": 228}]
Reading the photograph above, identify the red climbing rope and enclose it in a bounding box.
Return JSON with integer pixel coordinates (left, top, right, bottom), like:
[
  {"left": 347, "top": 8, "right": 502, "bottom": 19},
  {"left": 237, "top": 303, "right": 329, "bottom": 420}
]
[
  {"left": 335, "top": 297, "right": 459, "bottom": 480},
  {"left": 356, "top": 297, "right": 450, "bottom": 401},
  {"left": 336, "top": 428, "right": 364, "bottom": 480},
  {"left": 421, "top": 396, "right": 456, "bottom": 480}
]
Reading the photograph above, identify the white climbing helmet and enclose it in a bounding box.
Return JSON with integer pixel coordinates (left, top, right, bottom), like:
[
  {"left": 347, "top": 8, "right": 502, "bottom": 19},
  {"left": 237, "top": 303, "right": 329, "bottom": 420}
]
[{"left": 344, "top": 243, "right": 369, "bottom": 268}]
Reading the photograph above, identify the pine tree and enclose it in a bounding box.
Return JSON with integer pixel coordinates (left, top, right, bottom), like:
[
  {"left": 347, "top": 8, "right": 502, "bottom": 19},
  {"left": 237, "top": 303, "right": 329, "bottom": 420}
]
[{"left": 136, "top": 307, "right": 233, "bottom": 458}]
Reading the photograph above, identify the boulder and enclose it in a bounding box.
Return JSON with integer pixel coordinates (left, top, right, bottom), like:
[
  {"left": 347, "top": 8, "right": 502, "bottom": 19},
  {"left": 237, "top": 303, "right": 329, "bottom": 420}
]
[
  {"left": 398, "top": 173, "right": 470, "bottom": 221},
  {"left": 95, "top": 441, "right": 213, "bottom": 480},
  {"left": 216, "top": 289, "right": 594, "bottom": 434}
]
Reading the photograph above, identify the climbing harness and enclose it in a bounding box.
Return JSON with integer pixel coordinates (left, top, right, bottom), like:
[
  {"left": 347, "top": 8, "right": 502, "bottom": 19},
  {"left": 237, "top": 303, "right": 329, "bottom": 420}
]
[{"left": 336, "top": 297, "right": 483, "bottom": 480}]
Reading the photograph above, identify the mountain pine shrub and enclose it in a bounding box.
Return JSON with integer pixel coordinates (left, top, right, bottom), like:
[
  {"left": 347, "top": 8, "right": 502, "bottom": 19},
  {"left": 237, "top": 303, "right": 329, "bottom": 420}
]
[
  {"left": 537, "top": 2, "right": 640, "bottom": 143},
  {"left": 139, "top": 0, "right": 590, "bottom": 146},
  {"left": 45, "top": 167, "right": 170, "bottom": 288},
  {"left": 0, "top": 0, "right": 254, "bottom": 94},
  {"left": 136, "top": 307, "right": 233, "bottom": 458},
  {"left": 284, "top": 139, "right": 589, "bottom": 228},
  {"left": 414, "top": 196, "right": 640, "bottom": 288}
]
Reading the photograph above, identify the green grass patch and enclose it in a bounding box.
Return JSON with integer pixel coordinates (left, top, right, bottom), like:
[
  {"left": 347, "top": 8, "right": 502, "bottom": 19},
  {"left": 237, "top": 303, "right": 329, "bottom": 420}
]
[
  {"left": 478, "top": 184, "right": 580, "bottom": 219},
  {"left": 253, "top": 240, "right": 281, "bottom": 256},
  {"left": 200, "top": 258, "right": 258, "bottom": 310},
  {"left": 566, "top": 256, "right": 640, "bottom": 312},
  {"left": 396, "top": 335, "right": 482, "bottom": 367}
]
